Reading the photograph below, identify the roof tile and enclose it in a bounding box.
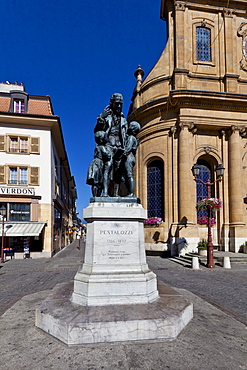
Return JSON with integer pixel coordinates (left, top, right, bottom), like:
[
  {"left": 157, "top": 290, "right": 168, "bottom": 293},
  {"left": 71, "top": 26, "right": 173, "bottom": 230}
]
[
  {"left": 28, "top": 98, "right": 54, "bottom": 116},
  {"left": 0, "top": 96, "right": 11, "bottom": 112}
]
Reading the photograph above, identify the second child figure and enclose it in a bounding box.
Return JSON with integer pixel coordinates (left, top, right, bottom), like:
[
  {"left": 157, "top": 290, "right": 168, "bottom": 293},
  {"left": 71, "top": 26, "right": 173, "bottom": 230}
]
[{"left": 123, "top": 121, "right": 140, "bottom": 197}]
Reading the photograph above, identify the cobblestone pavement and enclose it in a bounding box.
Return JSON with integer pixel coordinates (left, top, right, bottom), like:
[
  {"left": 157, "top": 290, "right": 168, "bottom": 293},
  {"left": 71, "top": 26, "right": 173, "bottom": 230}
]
[
  {"left": 0, "top": 240, "right": 84, "bottom": 316},
  {"left": 0, "top": 241, "right": 247, "bottom": 326},
  {"left": 148, "top": 256, "right": 247, "bottom": 325}
]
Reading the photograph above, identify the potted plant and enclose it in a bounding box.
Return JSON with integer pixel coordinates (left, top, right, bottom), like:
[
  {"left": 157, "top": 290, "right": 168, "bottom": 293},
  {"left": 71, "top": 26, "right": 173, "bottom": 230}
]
[
  {"left": 196, "top": 198, "right": 222, "bottom": 212},
  {"left": 197, "top": 241, "right": 207, "bottom": 256},
  {"left": 197, "top": 198, "right": 222, "bottom": 227},
  {"left": 240, "top": 241, "right": 247, "bottom": 254}
]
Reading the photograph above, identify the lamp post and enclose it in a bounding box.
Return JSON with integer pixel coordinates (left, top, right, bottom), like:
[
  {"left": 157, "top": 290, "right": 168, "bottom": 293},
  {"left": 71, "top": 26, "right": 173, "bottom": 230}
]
[
  {"left": 0, "top": 205, "right": 7, "bottom": 263},
  {"left": 191, "top": 164, "right": 225, "bottom": 268}
]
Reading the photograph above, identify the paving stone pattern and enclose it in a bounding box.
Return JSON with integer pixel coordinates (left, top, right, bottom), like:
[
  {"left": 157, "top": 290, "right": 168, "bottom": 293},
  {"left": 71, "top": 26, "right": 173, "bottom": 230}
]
[
  {"left": 148, "top": 256, "right": 247, "bottom": 325},
  {"left": 0, "top": 241, "right": 247, "bottom": 327},
  {"left": 0, "top": 241, "right": 83, "bottom": 316},
  {"left": 0, "top": 241, "right": 247, "bottom": 370}
]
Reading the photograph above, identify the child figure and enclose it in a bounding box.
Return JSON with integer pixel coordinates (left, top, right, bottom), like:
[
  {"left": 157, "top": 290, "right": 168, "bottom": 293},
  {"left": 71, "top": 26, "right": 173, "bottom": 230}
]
[
  {"left": 86, "top": 131, "right": 111, "bottom": 196},
  {"left": 123, "top": 121, "right": 140, "bottom": 196}
]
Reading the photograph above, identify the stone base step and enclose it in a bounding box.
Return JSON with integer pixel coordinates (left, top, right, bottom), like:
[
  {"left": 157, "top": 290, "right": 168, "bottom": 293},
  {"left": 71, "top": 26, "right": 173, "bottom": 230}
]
[
  {"left": 170, "top": 251, "right": 247, "bottom": 268},
  {"left": 186, "top": 252, "right": 247, "bottom": 265},
  {"left": 169, "top": 256, "right": 193, "bottom": 268}
]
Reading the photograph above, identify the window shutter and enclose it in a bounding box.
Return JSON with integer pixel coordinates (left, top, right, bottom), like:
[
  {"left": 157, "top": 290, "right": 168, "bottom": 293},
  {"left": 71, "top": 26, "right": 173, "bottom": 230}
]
[
  {"left": 30, "top": 137, "right": 40, "bottom": 154},
  {"left": 0, "top": 166, "right": 6, "bottom": 184},
  {"left": 29, "top": 167, "right": 39, "bottom": 186},
  {"left": 0, "top": 135, "right": 5, "bottom": 152}
]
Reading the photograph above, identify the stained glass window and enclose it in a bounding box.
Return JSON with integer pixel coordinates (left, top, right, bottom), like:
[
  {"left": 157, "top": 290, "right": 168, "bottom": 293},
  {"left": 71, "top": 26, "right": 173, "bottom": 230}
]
[
  {"left": 147, "top": 160, "right": 164, "bottom": 219},
  {"left": 196, "top": 161, "right": 213, "bottom": 218},
  {"left": 196, "top": 27, "right": 211, "bottom": 62}
]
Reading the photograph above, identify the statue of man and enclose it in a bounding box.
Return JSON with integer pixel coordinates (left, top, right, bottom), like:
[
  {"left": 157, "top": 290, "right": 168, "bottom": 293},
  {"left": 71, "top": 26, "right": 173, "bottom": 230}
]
[{"left": 94, "top": 93, "right": 128, "bottom": 197}]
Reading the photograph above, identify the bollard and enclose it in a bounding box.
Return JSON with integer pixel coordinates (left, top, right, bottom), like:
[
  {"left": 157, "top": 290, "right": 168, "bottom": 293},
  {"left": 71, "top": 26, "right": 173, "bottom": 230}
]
[
  {"left": 223, "top": 256, "right": 231, "bottom": 269},
  {"left": 192, "top": 256, "right": 200, "bottom": 270}
]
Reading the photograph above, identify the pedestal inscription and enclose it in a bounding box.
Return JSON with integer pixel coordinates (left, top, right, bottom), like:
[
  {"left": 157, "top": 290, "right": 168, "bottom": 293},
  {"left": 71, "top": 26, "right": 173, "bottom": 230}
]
[{"left": 95, "top": 222, "right": 137, "bottom": 264}]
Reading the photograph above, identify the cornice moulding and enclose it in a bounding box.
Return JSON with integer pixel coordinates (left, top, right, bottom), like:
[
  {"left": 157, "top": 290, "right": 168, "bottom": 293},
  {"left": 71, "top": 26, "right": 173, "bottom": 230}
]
[{"left": 129, "top": 90, "right": 247, "bottom": 122}]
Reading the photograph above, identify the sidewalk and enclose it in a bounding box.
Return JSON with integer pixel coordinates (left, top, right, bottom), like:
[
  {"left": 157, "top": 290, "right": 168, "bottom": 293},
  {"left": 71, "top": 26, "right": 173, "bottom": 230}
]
[{"left": 0, "top": 242, "right": 246, "bottom": 369}]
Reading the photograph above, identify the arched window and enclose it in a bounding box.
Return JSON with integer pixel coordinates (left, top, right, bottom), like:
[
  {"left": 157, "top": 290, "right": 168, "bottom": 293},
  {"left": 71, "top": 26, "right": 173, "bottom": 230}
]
[
  {"left": 147, "top": 160, "right": 164, "bottom": 219},
  {"left": 196, "top": 160, "right": 214, "bottom": 218},
  {"left": 196, "top": 27, "right": 211, "bottom": 62}
]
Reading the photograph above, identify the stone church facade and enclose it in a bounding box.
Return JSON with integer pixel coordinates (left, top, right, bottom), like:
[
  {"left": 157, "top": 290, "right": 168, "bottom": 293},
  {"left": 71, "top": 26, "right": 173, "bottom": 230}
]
[{"left": 128, "top": 0, "right": 247, "bottom": 255}]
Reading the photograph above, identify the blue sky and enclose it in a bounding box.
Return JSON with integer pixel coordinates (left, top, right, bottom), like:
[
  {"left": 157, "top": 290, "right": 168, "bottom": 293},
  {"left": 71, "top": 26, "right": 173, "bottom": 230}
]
[{"left": 0, "top": 0, "right": 167, "bottom": 218}]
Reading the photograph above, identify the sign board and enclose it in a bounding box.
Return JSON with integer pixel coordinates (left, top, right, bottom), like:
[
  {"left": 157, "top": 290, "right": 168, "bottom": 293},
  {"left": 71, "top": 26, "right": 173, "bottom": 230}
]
[{"left": 0, "top": 187, "right": 35, "bottom": 196}]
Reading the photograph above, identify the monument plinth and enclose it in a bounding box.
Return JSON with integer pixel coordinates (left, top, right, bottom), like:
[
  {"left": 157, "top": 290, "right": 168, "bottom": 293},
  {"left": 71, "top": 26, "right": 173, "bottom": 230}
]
[{"left": 72, "top": 200, "right": 159, "bottom": 306}]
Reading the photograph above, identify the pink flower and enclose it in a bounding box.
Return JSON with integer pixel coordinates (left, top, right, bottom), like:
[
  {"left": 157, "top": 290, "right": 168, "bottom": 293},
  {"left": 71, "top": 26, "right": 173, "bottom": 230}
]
[
  {"left": 197, "top": 216, "right": 216, "bottom": 226},
  {"left": 144, "top": 217, "right": 163, "bottom": 225}
]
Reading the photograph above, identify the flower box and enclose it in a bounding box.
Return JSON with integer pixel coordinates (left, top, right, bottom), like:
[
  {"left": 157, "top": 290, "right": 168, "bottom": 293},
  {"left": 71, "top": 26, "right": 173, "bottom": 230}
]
[{"left": 144, "top": 217, "right": 163, "bottom": 227}]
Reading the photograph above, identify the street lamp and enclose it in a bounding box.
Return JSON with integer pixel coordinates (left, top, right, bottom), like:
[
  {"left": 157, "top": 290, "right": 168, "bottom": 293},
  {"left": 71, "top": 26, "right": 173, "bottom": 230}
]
[
  {"left": 0, "top": 205, "right": 6, "bottom": 263},
  {"left": 191, "top": 164, "right": 225, "bottom": 268}
]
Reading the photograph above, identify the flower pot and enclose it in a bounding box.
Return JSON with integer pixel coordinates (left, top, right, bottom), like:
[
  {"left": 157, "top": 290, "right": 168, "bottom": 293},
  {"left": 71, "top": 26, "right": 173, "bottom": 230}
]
[{"left": 198, "top": 248, "right": 207, "bottom": 256}]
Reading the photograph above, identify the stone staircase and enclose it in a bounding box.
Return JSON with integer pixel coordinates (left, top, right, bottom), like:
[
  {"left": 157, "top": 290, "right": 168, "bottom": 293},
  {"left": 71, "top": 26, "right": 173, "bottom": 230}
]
[{"left": 170, "top": 251, "right": 247, "bottom": 268}]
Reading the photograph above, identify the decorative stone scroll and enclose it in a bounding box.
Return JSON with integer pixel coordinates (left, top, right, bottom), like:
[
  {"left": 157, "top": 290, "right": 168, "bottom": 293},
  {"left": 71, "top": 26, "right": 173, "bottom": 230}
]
[
  {"left": 223, "top": 8, "right": 234, "bottom": 18},
  {"left": 179, "top": 121, "right": 197, "bottom": 133},
  {"left": 237, "top": 22, "right": 247, "bottom": 72},
  {"left": 175, "top": 1, "right": 186, "bottom": 11},
  {"left": 229, "top": 125, "right": 247, "bottom": 138}
]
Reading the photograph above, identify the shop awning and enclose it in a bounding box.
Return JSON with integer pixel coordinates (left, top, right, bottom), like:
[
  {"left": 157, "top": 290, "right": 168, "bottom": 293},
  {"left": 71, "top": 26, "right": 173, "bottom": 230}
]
[{"left": 0, "top": 222, "right": 46, "bottom": 237}]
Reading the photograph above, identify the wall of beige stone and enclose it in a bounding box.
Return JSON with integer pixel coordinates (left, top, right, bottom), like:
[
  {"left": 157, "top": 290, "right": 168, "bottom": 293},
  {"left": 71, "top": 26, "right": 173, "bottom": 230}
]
[
  {"left": 136, "top": 1, "right": 247, "bottom": 107},
  {"left": 39, "top": 203, "right": 53, "bottom": 254},
  {"left": 132, "top": 100, "right": 247, "bottom": 252},
  {"left": 129, "top": 0, "right": 247, "bottom": 253}
]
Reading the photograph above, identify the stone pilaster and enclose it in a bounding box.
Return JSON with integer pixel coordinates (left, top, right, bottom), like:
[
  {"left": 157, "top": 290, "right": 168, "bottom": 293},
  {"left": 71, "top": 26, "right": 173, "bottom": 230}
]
[
  {"left": 229, "top": 126, "right": 244, "bottom": 223},
  {"left": 178, "top": 122, "right": 195, "bottom": 224},
  {"left": 173, "top": 1, "right": 188, "bottom": 89},
  {"left": 228, "top": 126, "right": 246, "bottom": 251},
  {"left": 223, "top": 9, "right": 239, "bottom": 93},
  {"left": 174, "top": 1, "right": 186, "bottom": 70}
]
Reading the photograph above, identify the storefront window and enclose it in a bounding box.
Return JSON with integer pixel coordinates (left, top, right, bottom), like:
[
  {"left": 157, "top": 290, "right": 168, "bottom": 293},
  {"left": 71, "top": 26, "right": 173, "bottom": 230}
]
[
  {"left": 54, "top": 208, "right": 61, "bottom": 227},
  {"left": 9, "top": 203, "right": 30, "bottom": 221}
]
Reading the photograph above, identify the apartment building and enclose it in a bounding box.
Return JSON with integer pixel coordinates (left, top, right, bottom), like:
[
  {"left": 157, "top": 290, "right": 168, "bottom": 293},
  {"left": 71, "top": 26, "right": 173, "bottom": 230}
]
[{"left": 0, "top": 82, "right": 77, "bottom": 258}]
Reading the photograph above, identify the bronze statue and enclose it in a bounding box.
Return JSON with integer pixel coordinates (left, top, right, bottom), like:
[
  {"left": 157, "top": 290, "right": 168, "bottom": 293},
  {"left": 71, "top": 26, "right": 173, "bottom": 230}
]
[{"left": 87, "top": 93, "right": 140, "bottom": 198}]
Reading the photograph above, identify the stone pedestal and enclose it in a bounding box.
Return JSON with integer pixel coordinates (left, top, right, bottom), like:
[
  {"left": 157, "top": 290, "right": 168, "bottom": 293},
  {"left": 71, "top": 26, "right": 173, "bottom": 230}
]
[
  {"left": 72, "top": 199, "right": 159, "bottom": 306},
  {"left": 35, "top": 280, "right": 193, "bottom": 345},
  {"left": 36, "top": 198, "right": 193, "bottom": 345}
]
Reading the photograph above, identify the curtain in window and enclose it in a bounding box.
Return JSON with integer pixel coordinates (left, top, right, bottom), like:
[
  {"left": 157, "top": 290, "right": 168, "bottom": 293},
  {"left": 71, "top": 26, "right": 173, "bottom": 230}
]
[
  {"left": 10, "top": 138, "right": 18, "bottom": 152},
  {"left": 20, "top": 138, "right": 28, "bottom": 153},
  {"left": 147, "top": 160, "right": 164, "bottom": 219},
  {"left": 9, "top": 168, "right": 17, "bottom": 184},
  {"left": 20, "top": 168, "right": 28, "bottom": 185},
  {"left": 14, "top": 100, "right": 25, "bottom": 113}
]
